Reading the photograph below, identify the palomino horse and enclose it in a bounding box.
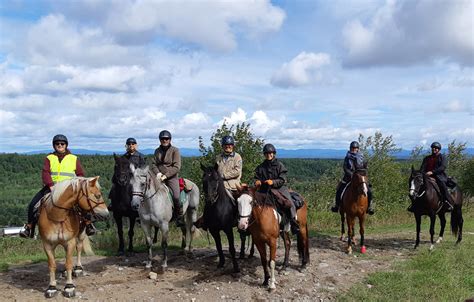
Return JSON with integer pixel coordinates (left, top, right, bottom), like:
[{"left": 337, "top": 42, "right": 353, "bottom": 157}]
[
  {"left": 237, "top": 187, "right": 310, "bottom": 290},
  {"left": 200, "top": 164, "right": 240, "bottom": 273},
  {"left": 130, "top": 165, "right": 200, "bottom": 269},
  {"left": 38, "top": 177, "right": 109, "bottom": 298},
  {"left": 339, "top": 169, "right": 369, "bottom": 254},
  {"left": 409, "top": 167, "right": 463, "bottom": 249},
  {"left": 109, "top": 154, "right": 141, "bottom": 256}
]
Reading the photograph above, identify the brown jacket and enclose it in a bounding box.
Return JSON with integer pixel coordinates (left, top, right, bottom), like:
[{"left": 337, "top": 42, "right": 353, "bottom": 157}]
[
  {"left": 151, "top": 145, "right": 181, "bottom": 179},
  {"left": 216, "top": 152, "right": 242, "bottom": 190}
]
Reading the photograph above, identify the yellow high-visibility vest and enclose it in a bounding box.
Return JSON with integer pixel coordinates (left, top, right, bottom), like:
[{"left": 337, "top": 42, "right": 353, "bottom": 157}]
[{"left": 47, "top": 154, "right": 77, "bottom": 183}]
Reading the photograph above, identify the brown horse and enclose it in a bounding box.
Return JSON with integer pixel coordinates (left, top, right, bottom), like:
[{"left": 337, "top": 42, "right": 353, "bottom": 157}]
[
  {"left": 339, "top": 169, "right": 369, "bottom": 254},
  {"left": 237, "top": 188, "right": 309, "bottom": 291},
  {"left": 38, "top": 177, "right": 109, "bottom": 298}
]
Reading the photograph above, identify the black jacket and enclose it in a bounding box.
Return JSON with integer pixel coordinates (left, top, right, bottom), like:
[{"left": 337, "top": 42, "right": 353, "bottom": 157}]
[
  {"left": 123, "top": 151, "right": 146, "bottom": 168},
  {"left": 255, "top": 158, "right": 289, "bottom": 194},
  {"left": 420, "top": 153, "right": 448, "bottom": 182},
  {"left": 343, "top": 151, "right": 367, "bottom": 182}
]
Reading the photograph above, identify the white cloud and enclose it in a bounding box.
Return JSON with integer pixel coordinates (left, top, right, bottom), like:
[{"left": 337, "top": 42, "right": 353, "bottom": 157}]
[
  {"left": 342, "top": 0, "right": 474, "bottom": 67},
  {"left": 270, "top": 52, "right": 332, "bottom": 88},
  {"left": 249, "top": 110, "right": 280, "bottom": 135},
  {"left": 219, "top": 107, "right": 247, "bottom": 125},
  {"left": 183, "top": 112, "right": 211, "bottom": 126},
  {"left": 443, "top": 99, "right": 473, "bottom": 113}
]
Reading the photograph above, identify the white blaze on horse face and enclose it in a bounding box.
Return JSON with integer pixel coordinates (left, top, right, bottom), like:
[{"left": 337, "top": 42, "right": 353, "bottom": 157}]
[
  {"left": 237, "top": 194, "right": 252, "bottom": 230},
  {"left": 363, "top": 183, "right": 368, "bottom": 196},
  {"left": 409, "top": 180, "right": 415, "bottom": 196}
]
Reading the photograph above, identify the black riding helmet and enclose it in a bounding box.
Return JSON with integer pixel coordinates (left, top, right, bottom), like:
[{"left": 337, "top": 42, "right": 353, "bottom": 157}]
[
  {"left": 263, "top": 143, "right": 276, "bottom": 154},
  {"left": 350, "top": 141, "right": 359, "bottom": 149},
  {"left": 126, "top": 137, "right": 137, "bottom": 145},
  {"left": 430, "top": 142, "right": 441, "bottom": 150},
  {"left": 159, "top": 130, "right": 172, "bottom": 140},
  {"left": 221, "top": 136, "right": 235, "bottom": 146},
  {"left": 52, "top": 134, "right": 68, "bottom": 146}
]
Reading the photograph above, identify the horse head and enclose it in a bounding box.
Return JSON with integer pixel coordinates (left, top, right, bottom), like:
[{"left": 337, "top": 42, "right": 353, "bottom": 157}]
[
  {"left": 77, "top": 176, "right": 109, "bottom": 221},
  {"left": 201, "top": 163, "right": 221, "bottom": 204},
  {"left": 113, "top": 154, "right": 131, "bottom": 186},
  {"left": 130, "top": 165, "right": 150, "bottom": 211},
  {"left": 237, "top": 190, "right": 254, "bottom": 231},
  {"left": 353, "top": 169, "right": 369, "bottom": 196},
  {"left": 409, "top": 166, "right": 425, "bottom": 199}
]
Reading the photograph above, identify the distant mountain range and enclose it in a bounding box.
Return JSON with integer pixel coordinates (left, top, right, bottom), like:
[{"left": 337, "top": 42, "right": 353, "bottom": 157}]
[{"left": 22, "top": 148, "right": 474, "bottom": 159}]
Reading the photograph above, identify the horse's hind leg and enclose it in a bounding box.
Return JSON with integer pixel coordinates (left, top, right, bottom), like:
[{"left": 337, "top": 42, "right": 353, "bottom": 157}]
[
  {"left": 414, "top": 214, "right": 421, "bottom": 249},
  {"left": 73, "top": 232, "right": 85, "bottom": 277},
  {"left": 43, "top": 243, "right": 59, "bottom": 298},
  {"left": 429, "top": 215, "right": 436, "bottom": 251},
  {"left": 161, "top": 223, "right": 169, "bottom": 269},
  {"left": 127, "top": 216, "right": 136, "bottom": 256},
  {"left": 62, "top": 241, "right": 76, "bottom": 298},
  {"left": 225, "top": 228, "right": 240, "bottom": 273},
  {"left": 339, "top": 212, "right": 345, "bottom": 241},
  {"left": 280, "top": 231, "right": 291, "bottom": 269},
  {"left": 436, "top": 213, "right": 446, "bottom": 244},
  {"left": 115, "top": 214, "right": 125, "bottom": 256}
]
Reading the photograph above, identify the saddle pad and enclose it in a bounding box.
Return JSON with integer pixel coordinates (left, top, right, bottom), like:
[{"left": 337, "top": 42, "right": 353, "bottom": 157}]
[{"left": 290, "top": 191, "right": 304, "bottom": 210}]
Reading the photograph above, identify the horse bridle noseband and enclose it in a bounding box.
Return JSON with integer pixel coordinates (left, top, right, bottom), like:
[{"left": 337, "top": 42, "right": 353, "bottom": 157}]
[
  {"left": 51, "top": 180, "right": 105, "bottom": 217},
  {"left": 411, "top": 175, "right": 426, "bottom": 198},
  {"left": 131, "top": 173, "right": 159, "bottom": 203}
]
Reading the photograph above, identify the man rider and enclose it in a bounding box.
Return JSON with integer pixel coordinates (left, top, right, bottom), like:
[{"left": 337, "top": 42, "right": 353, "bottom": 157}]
[
  {"left": 255, "top": 143, "right": 300, "bottom": 235},
  {"left": 331, "top": 141, "right": 375, "bottom": 215},
  {"left": 408, "top": 142, "right": 454, "bottom": 212},
  {"left": 20, "top": 134, "right": 97, "bottom": 237},
  {"left": 195, "top": 135, "right": 243, "bottom": 230},
  {"left": 150, "top": 130, "right": 184, "bottom": 226}
]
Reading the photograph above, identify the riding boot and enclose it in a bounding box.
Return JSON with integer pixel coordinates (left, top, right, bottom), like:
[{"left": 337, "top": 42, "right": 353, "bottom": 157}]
[
  {"left": 85, "top": 221, "right": 97, "bottom": 236},
  {"left": 438, "top": 181, "right": 454, "bottom": 211},
  {"left": 289, "top": 206, "right": 300, "bottom": 235},
  {"left": 19, "top": 224, "right": 33, "bottom": 238},
  {"left": 173, "top": 199, "right": 185, "bottom": 227},
  {"left": 366, "top": 187, "right": 375, "bottom": 215},
  {"left": 331, "top": 182, "right": 344, "bottom": 213},
  {"left": 20, "top": 186, "right": 49, "bottom": 238}
]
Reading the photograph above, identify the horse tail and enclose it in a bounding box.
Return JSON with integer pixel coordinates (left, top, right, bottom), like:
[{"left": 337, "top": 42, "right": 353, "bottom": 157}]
[
  {"left": 82, "top": 235, "right": 95, "bottom": 256},
  {"left": 450, "top": 204, "right": 462, "bottom": 236}
]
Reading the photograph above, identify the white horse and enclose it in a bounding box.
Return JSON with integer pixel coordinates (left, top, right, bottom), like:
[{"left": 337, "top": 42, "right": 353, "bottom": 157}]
[{"left": 130, "top": 165, "right": 200, "bottom": 268}]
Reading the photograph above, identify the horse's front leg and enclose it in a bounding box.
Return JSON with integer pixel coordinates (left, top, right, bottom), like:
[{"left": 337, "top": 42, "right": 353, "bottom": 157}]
[
  {"left": 414, "top": 214, "right": 421, "bottom": 249},
  {"left": 359, "top": 216, "right": 366, "bottom": 254},
  {"left": 127, "top": 216, "right": 136, "bottom": 256},
  {"left": 225, "top": 228, "right": 240, "bottom": 273},
  {"left": 43, "top": 243, "right": 59, "bottom": 298},
  {"left": 437, "top": 213, "right": 446, "bottom": 244},
  {"left": 114, "top": 214, "right": 125, "bottom": 256},
  {"left": 74, "top": 231, "right": 85, "bottom": 277},
  {"left": 429, "top": 214, "right": 436, "bottom": 251},
  {"left": 62, "top": 240, "right": 76, "bottom": 298},
  {"left": 161, "top": 222, "right": 169, "bottom": 269},
  {"left": 210, "top": 229, "right": 225, "bottom": 268},
  {"left": 141, "top": 222, "right": 154, "bottom": 269},
  {"left": 268, "top": 237, "right": 277, "bottom": 291},
  {"left": 255, "top": 241, "right": 269, "bottom": 287},
  {"left": 280, "top": 231, "right": 291, "bottom": 269},
  {"left": 239, "top": 229, "right": 247, "bottom": 259},
  {"left": 339, "top": 212, "right": 345, "bottom": 241}
]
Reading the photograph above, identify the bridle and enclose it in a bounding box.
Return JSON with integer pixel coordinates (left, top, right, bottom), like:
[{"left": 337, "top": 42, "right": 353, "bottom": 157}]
[
  {"left": 131, "top": 172, "right": 159, "bottom": 204},
  {"left": 410, "top": 174, "right": 426, "bottom": 199},
  {"left": 52, "top": 179, "right": 106, "bottom": 217}
]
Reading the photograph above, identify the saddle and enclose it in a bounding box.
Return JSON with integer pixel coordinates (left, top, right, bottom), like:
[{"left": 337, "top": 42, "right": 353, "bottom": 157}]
[
  {"left": 33, "top": 193, "right": 52, "bottom": 221},
  {"left": 426, "top": 177, "right": 442, "bottom": 197},
  {"left": 179, "top": 178, "right": 193, "bottom": 192}
]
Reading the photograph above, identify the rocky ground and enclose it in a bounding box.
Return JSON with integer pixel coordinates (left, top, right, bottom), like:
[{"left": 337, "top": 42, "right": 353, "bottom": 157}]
[{"left": 0, "top": 232, "right": 421, "bottom": 301}]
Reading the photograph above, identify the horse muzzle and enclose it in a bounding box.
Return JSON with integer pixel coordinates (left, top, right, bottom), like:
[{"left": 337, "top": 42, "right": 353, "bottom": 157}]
[
  {"left": 238, "top": 217, "right": 249, "bottom": 231},
  {"left": 93, "top": 207, "right": 110, "bottom": 221}
]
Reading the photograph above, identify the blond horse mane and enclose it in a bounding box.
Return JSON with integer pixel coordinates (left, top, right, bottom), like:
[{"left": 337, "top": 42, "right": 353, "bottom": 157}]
[{"left": 50, "top": 177, "right": 100, "bottom": 204}]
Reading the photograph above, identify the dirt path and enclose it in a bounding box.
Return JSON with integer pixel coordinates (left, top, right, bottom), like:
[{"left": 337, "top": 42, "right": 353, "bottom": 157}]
[{"left": 0, "top": 232, "right": 420, "bottom": 301}]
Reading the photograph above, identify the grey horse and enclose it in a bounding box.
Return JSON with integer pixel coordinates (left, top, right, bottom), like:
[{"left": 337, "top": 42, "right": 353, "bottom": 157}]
[{"left": 130, "top": 165, "right": 200, "bottom": 269}]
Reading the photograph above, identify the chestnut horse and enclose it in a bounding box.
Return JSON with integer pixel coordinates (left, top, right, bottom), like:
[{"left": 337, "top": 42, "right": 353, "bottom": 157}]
[
  {"left": 237, "top": 188, "right": 309, "bottom": 291},
  {"left": 339, "top": 169, "right": 369, "bottom": 254},
  {"left": 38, "top": 177, "right": 109, "bottom": 298}
]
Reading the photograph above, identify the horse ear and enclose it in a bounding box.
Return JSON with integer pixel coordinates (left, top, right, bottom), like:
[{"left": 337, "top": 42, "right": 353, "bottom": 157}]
[
  {"left": 213, "top": 162, "right": 219, "bottom": 171},
  {"left": 89, "top": 176, "right": 100, "bottom": 187}
]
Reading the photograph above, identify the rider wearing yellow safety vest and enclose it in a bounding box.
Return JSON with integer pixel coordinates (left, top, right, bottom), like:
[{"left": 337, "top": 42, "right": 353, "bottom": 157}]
[{"left": 19, "top": 135, "right": 96, "bottom": 238}]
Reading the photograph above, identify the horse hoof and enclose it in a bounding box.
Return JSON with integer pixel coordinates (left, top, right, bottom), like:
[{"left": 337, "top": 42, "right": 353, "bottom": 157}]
[
  {"left": 429, "top": 244, "right": 434, "bottom": 251},
  {"left": 63, "top": 285, "right": 76, "bottom": 298},
  {"left": 44, "top": 287, "right": 58, "bottom": 298},
  {"left": 361, "top": 246, "right": 367, "bottom": 254},
  {"left": 436, "top": 237, "right": 443, "bottom": 244},
  {"left": 73, "top": 268, "right": 84, "bottom": 277},
  {"left": 268, "top": 286, "right": 276, "bottom": 292}
]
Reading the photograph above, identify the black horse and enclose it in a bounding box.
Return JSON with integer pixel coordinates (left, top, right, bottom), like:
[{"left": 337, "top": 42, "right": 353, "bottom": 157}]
[
  {"left": 409, "top": 166, "right": 463, "bottom": 249},
  {"left": 109, "top": 154, "right": 139, "bottom": 256},
  {"left": 201, "top": 164, "right": 240, "bottom": 273}
]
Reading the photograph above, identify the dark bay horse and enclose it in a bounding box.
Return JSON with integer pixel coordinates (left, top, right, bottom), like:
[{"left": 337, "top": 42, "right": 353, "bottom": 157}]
[
  {"left": 109, "top": 154, "right": 139, "bottom": 256},
  {"left": 201, "top": 164, "right": 240, "bottom": 273},
  {"left": 38, "top": 177, "right": 109, "bottom": 298},
  {"left": 339, "top": 169, "right": 369, "bottom": 254},
  {"left": 409, "top": 167, "right": 463, "bottom": 249}
]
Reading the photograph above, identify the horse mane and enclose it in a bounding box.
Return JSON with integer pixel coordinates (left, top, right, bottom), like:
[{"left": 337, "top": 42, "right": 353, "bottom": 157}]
[{"left": 51, "top": 177, "right": 98, "bottom": 201}]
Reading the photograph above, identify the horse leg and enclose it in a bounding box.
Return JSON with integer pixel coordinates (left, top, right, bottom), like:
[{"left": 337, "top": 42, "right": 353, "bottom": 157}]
[
  {"left": 429, "top": 215, "right": 436, "bottom": 251},
  {"left": 115, "top": 214, "right": 125, "bottom": 256},
  {"left": 43, "top": 243, "right": 59, "bottom": 298},
  {"left": 185, "top": 206, "right": 196, "bottom": 253},
  {"left": 142, "top": 223, "right": 154, "bottom": 269},
  {"left": 346, "top": 216, "right": 354, "bottom": 254},
  {"left": 161, "top": 223, "right": 169, "bottom": 269},
  {"left": 239, "top": 230, "right": 246, "bottom": 259},
  {"left": 359, "top": 216, "right": 366, "bottom": 254},
  {"left": 225, "top": 228, "right": 240, "bottom": 273},
  {"left": 153, "top": 226, "right": 159, "bottom": 244},
  {"left": 436, "top": 213, "right": 446, "bottom": 244},
  {"left": 268, "top": 237, "right": 277, "bottom": 291},
  {"left": 73, "top": 232, "right": 85, "bottom": 277},
  {"left": 456, "top": 209, "right": 464, "bottom": 244},
  {"left": 280, "top": 231, "right": 291, "bottom": 269},
  {"left": 255, "top": 241, "right": 269, "bottom": 287},
  {"left": 249, "top": 236, "right": 255, "bottom": 258},
  {"left": 127, "top": 216, "right": 136, "bottom": 256},
  {"left": 414, "top": 214, "right": 421, "bottom": 249},
  {"left": 62, "top": 241, "right": 76, "bottom": 298},
  {"left": 210, "top": 229, "right": 225, "bottom": 268},
  {"left": 340, "top": 211, "right": 345, "bottom": 241}
]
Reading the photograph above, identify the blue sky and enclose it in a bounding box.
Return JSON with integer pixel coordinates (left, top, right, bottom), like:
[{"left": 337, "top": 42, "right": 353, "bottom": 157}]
[{"left": 0, "top": 0, "right": 472, "bottom": 153}]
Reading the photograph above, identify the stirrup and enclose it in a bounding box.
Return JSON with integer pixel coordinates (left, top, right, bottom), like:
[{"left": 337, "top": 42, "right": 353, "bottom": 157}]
[
  {"left": 290, "top": 220, "right": 300, "bottom": 235},
  {"left": 19, "top": 225, "right": 31, "bottom": 238}
]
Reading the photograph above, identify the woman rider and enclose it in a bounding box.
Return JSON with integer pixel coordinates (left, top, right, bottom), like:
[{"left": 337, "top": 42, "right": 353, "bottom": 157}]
[{"left": 19, "top": 134, "right": 96, "bottom": 238}]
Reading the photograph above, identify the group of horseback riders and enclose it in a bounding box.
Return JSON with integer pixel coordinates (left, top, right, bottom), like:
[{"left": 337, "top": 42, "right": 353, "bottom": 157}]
[{"left": 19, "top": 131, "right": 455, "bottom": 238}]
